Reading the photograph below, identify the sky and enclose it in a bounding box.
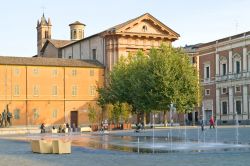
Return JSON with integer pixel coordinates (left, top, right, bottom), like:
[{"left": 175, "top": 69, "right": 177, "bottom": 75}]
[{"left": 0, "top": 0, "right": 250, "bottom": 57}]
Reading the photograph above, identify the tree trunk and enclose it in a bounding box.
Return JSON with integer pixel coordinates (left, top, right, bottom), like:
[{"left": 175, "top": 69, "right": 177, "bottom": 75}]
[
  {"left": 143, "top": 112, "right": 146, "bottom": 126},
  {"left": 163, "top": 110, "right": 167, "bottom": 127}
]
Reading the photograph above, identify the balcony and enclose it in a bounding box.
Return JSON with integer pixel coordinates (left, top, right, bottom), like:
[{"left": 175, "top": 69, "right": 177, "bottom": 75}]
[
  {"left": 215, "top": 71, "right": 250, "bottom": 82},
  {"left": 201, "top": 71, "right": 250, "bottom": 85}
]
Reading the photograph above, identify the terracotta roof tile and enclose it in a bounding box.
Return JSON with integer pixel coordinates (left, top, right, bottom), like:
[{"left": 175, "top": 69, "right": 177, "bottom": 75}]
[
  {"left": 0, "top": 56, "right": 104, "bottom": 68},
  {"left": 48, "top": 39, "right": 74, "bottom": 48}
]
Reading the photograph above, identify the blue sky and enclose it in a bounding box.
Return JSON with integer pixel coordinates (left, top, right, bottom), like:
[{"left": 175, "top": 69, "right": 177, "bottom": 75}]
[{"left": 0, "top": 0, "right": 250, "bottom": 57}]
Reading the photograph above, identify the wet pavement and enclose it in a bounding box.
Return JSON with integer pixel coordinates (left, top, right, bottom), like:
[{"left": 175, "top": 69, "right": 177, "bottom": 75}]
[{"left": 0, "top": 127, "right": 250, "bottom": 166}]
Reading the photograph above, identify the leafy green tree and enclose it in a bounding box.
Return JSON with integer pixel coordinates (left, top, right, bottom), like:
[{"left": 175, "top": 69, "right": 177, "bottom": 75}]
[
  {"left": 98, "top": 44, "right": 201, "bottom": 124},
  {"left": 88, "top": 104, "right": 97, "bottom": 125}
]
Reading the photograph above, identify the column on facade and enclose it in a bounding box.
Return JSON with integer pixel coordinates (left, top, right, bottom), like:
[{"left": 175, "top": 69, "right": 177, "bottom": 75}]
[
  {"left": 228, "top": 86, "right": 234, "bottom": 119},
  {"left": 108, "top": 39, "right": 112, "bottom": 71},
  {"left": 216, "top": 88, "right": 220, "bottom": 120},
  {"left": 228, "top": 50, "right": 233, "bottom": 78},
  {"left": 113, "top": 38, "right": 117, "bottom": 65},
  {"left": 243, "top": 47, "right": 247, "bottom": 76},
  {"left": 243, "top": 85, "right": 248, "bottom": 119},
  {"left": 215, "top": 53, "right": 220, "bottom": 79}
]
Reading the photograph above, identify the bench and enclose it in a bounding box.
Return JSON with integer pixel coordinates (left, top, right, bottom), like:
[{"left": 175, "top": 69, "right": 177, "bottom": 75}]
[
  {"left": 80, "top": 127, "right": 92, "bottom": 132},
  {"left": 31, "top": 140, "right": 53, "bottom": 153},
  {"left": 51, "top": 129, "right": 58, "bottom": 133},
  {"left": 31, "top": 139, "right": 71, "bottom": 154}
]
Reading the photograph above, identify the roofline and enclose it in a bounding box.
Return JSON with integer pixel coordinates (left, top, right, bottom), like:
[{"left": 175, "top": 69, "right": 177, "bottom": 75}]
[
  {"left": 145, "top": 13, "right": 180, "bottom": 37},
  {"left": 199, "top": 31, "right": 250, "bottom": 48},
  {"left": 61, "top": 13, "right": 180, "bottom": 48},
  {"left": 69, "top": 21, "right": 86, "bottom": 26},
  {"left": 40, "top": 39, "right": 74, "bottom": 52},
  {"left": 0, "top": 56, "right": 104, "bottom": 68}
]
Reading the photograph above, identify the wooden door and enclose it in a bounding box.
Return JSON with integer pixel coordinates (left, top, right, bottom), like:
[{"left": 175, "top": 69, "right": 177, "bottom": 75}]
[{"left": 70, "top": 111, "right": 78, "bottom": 128}]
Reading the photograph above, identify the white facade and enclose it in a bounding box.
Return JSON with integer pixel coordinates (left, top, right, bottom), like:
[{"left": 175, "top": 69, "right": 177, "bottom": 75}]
[{"left": 62, "top": 35, "right": 105, "bottom": 64}]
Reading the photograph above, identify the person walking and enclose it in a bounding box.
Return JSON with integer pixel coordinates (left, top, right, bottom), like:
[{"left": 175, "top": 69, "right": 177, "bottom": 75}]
[
  {"left": 201, "top": 119, "right": 205, "bottom": 131},
  {"left": 40, "top": 123, "right": 46, "bottom": 133},
  {"left": 209, "top": 116, "right": 215, "bottom": 129}
]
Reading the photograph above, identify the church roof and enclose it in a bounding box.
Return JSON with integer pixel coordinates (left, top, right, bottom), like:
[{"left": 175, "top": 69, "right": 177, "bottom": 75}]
[
  {"left": 48, "top": 39, "right": 74, "bottom": 48},
  {"left": 69, "top": 21, "right": 85, "bottom": 26},
  {"left": 0, "top": 56, "right": 104, "bottom": 68},
  {"left": 38, "top": 13, "right": 51, "bottom": 26},
  {"left": 40, "top": 39, "right": 74, "bottom": 53},
  {"left": 61, "top": 13, "right": 179, "bottom": 48},
  {"left": 104, "top": 13, "right": 180, "bottom": 37}
]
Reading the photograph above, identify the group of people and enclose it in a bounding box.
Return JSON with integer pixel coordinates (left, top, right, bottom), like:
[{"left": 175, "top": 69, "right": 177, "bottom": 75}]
[
  {"left": 0, "top": 105, "right": 12, "bottom": 128},
  {"left": 201, "top": 116, "right": 215, "bottom": 131},
  {"left": 135, "top": 122, "right": 145, "bottom": 132},
  {"left": 40, "top": 122, "right": 76, "bottom": 133}
]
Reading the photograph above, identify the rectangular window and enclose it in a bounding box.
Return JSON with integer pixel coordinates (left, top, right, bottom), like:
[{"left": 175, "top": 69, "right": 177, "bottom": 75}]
[
  {"left": 192, "top": 56, "right": 196, "bottom": 64},
  {"left": 72, "top": 69, "right": 77, "bottom": 76},
  {"left": 90, "top": 69, "right": 95, "bottom": 76},
  {"left": 14, "top": 109, "right": 20, "bottom": 120},
  {"left": 222, "top": 64, "right": 226, "bottom": 76},
  {"left": 222, "top": 87, "right": 227, "bottom": 94},
  {"left": 14, "top": 85, "right": 20, "bottom": 96},
  {"left": 222, "top": 101, "right": 227, "bottom": 115},
  {"left": 33, "top": 85, "right": 39, "bottom": 96},
  {"left": 236, "top": 61, "right": 240, "bottom": 74},
  {"left": 236, "top": 100, "right": 241, "bottom": 114},
  {"left": 72, "top": 85, "right": 77, "bottom": 96},
  {"left": 33, "top": 68, "right": 39, "bottom": 75},
  {"left": 206, "top": 66, "right": 210, "bottom": 78},
  {"left": 90, "top": 86, "right": 96, "bottom": 96},
  {"left": 52, "top": 85, "right": 58, "bottom": 96},
  {"left": 33, "top": 109, "right": 39, "bottom": 120},
  {"left": 51, "top": 109, "right": 58, "bottom": 119},
  {"left": 235, "top": 86, "right": 241, "bottom": 93},
  {"left": 52, "top": 69, "right": 58, "bottom": 77},
  {"left": 14, "top": 68, "right": 20, "bottom": 76},
  {"left": 92, "top": 49, "right": 96, "bottom": 60},
  {"left": 205, "top": 89, "right": 210, "bottom": 96}
]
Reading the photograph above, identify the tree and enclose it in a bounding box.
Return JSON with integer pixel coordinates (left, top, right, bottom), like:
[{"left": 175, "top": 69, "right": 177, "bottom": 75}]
[
  {"left": 98, "top": 44, "right": 201, "bottom": 124},
  {"left": 88, "top": 104, "right": 98, "bottom": 126}
]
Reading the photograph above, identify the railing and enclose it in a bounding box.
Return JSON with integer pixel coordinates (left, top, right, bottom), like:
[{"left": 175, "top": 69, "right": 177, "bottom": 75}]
[{"left": 201, "top": 71, "right": 250, "bottom": 85}]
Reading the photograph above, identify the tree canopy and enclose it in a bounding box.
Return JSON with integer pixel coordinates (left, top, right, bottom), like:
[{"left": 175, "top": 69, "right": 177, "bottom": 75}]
[{"left": 98, "top": 44, "right": 201, "bottom": 116}]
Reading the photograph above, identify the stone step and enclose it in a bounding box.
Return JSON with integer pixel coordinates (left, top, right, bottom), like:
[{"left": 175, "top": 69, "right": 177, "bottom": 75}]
[{"left": 0, "top": 127, "right": 40, "bottom": 135}]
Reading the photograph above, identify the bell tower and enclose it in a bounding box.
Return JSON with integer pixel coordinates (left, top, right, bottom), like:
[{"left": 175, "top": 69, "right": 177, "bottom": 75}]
[{"left": 36, "top": 13, "right": 52, "bottom": 56}]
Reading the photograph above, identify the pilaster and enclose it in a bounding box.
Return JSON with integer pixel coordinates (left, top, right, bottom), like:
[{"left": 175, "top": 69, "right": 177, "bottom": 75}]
[
  {"left": 243, "top": 47, "right": 247, "bottom": 76},
  {"left": 216, "top": 88, "right": 220, "bottom": 120},
  {"left": 216, "top": 53, "right": 219, "bottom": 79},
  {"left": 229, "top": 50, "right": 233, "bottom": 78},
  {"left": 243, "top": 85, "right": 248, "bottom": 120},
  {"left": 228, "top": 86, "right": 234, "bottom": 119}
]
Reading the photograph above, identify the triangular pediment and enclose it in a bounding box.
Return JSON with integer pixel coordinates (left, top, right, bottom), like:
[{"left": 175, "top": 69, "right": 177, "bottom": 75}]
[{"left": 113, "top": 13, "right": 180, "bottom": 40}]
